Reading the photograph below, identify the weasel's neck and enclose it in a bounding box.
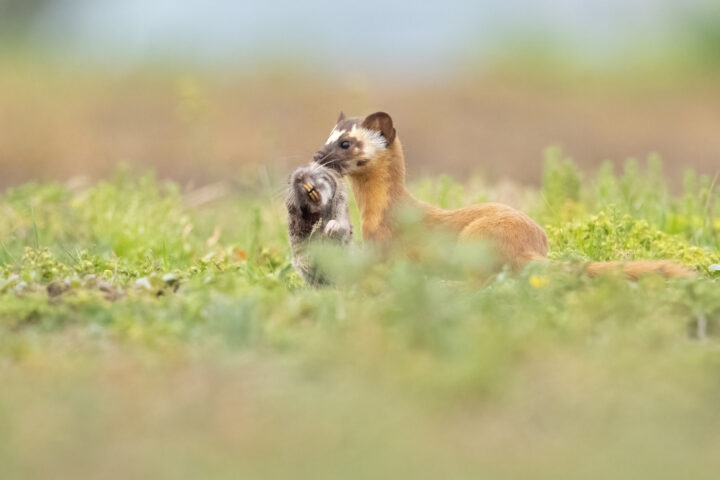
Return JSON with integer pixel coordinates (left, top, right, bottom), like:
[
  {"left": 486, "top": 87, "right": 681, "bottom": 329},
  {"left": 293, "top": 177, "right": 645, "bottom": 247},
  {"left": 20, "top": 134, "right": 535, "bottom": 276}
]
[{"left": 349, "top": 139, "right": 417, "bottom": 241}]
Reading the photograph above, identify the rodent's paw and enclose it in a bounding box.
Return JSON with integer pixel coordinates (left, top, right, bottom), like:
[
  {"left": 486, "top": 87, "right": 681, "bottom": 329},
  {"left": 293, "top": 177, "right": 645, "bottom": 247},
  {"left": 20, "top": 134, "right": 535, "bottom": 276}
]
[{"left": 323, "top": 219, "right": 345, "bottom": 238}]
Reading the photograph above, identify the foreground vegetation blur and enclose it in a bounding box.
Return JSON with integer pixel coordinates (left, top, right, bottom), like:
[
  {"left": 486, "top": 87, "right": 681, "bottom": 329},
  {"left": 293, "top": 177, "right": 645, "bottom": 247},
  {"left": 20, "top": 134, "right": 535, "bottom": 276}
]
[{"left": 1, "top": 154, "right": 718, "bottom": 479}]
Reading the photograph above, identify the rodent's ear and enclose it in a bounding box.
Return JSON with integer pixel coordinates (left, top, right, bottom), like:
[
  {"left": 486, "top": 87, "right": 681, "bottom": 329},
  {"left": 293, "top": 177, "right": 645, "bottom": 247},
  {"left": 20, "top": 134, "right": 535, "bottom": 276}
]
[
  {"left": 361, "top": 112, "right": 396, "bottom": 145},
  {"left": 337, "top": 111, "right": 346, "bottom": 123}
]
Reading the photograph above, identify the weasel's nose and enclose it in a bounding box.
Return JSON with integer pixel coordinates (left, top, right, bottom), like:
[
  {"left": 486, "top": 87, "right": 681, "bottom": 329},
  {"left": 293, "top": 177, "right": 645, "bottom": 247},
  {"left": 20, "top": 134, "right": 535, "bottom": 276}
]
[{"left": 312, "top": 149, "right": 328, "bottom": 164}]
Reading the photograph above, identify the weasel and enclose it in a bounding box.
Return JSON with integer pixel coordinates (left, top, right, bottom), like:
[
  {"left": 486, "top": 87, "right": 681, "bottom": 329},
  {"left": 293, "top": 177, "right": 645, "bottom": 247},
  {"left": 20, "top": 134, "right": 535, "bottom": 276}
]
[
  {"left": 286, "top": 163, "right": 352, "bottom": 285},
  {"left": 313, "top": 111, "right": 694, "bottom": 279}
]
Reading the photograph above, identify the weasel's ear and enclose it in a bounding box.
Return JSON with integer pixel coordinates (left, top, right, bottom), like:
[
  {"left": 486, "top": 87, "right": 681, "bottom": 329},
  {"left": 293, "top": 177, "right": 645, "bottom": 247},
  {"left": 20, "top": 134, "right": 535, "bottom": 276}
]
[
  {"left": 337, "top": 111, "right": 346, "bottom": 123},
  {"left": 361, "top": 112, "right": 396, "bottom": 145}
]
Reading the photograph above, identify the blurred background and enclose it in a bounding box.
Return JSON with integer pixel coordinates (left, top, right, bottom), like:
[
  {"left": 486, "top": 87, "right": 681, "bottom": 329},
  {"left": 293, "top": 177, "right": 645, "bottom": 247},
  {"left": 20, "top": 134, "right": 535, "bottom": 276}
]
[{"left": 1, "top": 0, "right": 719, "bottom": 188}]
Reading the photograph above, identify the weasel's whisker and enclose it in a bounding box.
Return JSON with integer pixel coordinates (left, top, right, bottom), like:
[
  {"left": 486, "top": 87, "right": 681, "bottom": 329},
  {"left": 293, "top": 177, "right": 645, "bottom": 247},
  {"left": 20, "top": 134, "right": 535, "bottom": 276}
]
[
  {"left": 313, "top": 152, "right": 332, "bottom": 164},
  {"left": 274, "top": 152, "right": 316, "bottom": 162},
  {"left": 318, "top": 156, "right": 341, "bottom": 168}
]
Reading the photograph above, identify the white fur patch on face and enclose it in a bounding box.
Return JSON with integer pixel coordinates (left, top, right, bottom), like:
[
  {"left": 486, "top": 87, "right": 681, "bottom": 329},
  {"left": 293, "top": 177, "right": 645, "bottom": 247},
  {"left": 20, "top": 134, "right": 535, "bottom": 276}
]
[
  {"left": 349, "top": 124, "right": 387, "bottom": 157},
  {"left": 325, "top": 128, "right": 345, "bottom": 145}
]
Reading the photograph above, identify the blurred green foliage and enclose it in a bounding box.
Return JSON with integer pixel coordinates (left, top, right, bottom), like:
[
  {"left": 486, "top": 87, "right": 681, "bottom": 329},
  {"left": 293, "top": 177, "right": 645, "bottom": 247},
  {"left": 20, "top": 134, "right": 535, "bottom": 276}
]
[
  {"left": 0, "top": 155, "right": 719, "bottom": 479},
  {"left": 680, "top": 3, "right": 720, "bottom": 72},
  {"left": 0, "top": 0, "right": 53, "bottom": 40}
]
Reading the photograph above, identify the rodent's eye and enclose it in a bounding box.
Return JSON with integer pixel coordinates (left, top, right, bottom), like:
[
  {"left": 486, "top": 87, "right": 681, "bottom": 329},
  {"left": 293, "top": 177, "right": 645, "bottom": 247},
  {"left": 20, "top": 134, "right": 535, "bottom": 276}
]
[{"left": 340, "top": 140, "right": 351, "bottom": 150}]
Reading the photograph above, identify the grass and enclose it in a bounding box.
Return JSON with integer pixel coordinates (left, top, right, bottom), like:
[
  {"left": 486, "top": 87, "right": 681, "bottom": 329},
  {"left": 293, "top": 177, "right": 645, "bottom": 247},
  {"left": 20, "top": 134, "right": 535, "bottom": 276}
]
[{"left": 0, "top": 151, "right": 719, "bottom": 479}]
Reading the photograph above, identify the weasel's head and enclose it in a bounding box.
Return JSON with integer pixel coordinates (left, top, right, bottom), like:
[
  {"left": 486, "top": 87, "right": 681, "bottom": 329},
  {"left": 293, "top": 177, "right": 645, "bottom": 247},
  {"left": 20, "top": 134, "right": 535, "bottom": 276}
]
[
  {"left": 313, "top": 111, "right": 396, "bottom": 176},
  {"left": 286, "top": 164, "right": 339, "bottom": 214}
]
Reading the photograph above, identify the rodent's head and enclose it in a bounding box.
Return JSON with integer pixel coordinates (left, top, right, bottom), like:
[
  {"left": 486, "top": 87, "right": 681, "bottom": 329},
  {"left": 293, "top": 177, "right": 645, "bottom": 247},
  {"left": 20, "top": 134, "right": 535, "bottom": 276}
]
[
  {"left": 286, "top": 164, "right": 339, "bottom": 214},
  {"left": 313, "top": 112, "right": 396, "bottom": 176}
]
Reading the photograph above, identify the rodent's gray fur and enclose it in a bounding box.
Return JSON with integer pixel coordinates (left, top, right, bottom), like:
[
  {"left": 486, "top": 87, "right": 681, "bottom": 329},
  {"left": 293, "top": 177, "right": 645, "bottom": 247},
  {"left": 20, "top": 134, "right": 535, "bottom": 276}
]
[{"left": 286, "top": 163, "right": 352, "bottom": 285}]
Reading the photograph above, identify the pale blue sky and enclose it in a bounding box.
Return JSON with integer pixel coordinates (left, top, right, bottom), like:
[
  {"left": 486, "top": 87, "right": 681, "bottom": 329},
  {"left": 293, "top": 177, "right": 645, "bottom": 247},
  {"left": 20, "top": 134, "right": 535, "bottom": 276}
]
[{"left": 29, "top": 0, "right": 709, "bottom": 71}]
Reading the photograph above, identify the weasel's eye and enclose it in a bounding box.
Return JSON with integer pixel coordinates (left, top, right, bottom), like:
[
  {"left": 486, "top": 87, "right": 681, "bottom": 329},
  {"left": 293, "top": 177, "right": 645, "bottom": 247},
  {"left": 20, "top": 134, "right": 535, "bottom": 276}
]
[{"left": 340, "top": 140, "right": 351, "bottom": 150}]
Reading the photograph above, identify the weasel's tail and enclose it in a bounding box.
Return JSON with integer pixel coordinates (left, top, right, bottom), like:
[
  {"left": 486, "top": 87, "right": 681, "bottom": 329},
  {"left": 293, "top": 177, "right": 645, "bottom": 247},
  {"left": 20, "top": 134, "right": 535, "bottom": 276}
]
[{"left": 584, "top": 260, "right": 695, "bottom": 280}]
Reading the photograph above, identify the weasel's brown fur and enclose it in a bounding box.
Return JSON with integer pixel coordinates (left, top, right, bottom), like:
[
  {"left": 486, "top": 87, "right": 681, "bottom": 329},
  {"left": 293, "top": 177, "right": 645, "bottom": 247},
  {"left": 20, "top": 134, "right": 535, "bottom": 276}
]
[
  {"left": 315, "top": 112, "right": 695, "bottom": 279},
  {"left": 349, "top": 136, "right": 548, "bottom": 269}
]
